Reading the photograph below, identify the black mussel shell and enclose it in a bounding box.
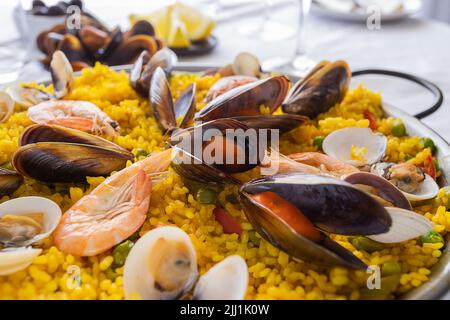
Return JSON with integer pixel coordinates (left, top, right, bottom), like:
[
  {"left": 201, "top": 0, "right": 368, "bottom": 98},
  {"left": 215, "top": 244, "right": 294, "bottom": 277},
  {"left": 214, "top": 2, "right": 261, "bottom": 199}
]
[
  {"left": 0, "top": 168, "right": 23, "bottom": 197},
  {"left": 241, "top": 173, "right": 392, "bottom": 235}
]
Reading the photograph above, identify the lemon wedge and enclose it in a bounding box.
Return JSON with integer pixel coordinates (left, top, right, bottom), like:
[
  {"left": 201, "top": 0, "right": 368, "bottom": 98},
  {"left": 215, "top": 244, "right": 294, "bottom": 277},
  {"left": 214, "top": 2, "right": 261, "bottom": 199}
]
[
  {"left": 130, "top": 2, "right": 216, "bottom": 48},
  {"left": 167, "top": 11, "right": 191, "bottom": 48}
]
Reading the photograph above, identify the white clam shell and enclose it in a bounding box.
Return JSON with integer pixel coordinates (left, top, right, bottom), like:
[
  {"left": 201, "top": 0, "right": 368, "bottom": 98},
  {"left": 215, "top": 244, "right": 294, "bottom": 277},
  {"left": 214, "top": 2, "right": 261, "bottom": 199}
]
[
  {"left": 193, "top": 255, "right": 248, "bottom": 300},
  {"left": 0, "top": 91, "right": 14, "bottom": 123},
  {"left": 368, "top": 207, "right": 432, "bottom": 243},
  {"left": 0, "top": 247, "right": 42, "bottom": 276},
  {"left": 0, "top": 196, "right": 62, "bottom": 247},
  {"left": 123, "top": 226, "right": 198, "bottom": 300},
  {"left": 6, "top": 85, "right": 52, "bottom": 108},
  {"left": 232, "top": 52, "right": 261, "bottom": 77},
  {"left": 401, "top": 174, "right": 439, "bottom": 202},
  {"left": 323, "top": 127, "right": 387, "bottom": 166}
]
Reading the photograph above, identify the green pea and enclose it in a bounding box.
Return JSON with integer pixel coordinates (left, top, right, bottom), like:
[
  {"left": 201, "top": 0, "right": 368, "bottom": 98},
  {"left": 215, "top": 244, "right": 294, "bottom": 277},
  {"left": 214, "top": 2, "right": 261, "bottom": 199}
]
[
  {"left": 134, "top": 148, "right": 148, "bottom": 158},
  {"left": 248, "top": 230, "right": 261, "bottom": 246},
  {"left": 225, "top": 193, "right": 239, "bottom": 204},
  {"left": 196, "top": 187, "right": 217, "bottom": 204},
  {"left": 381, "top": 261, "right": 401, "bottom": 276},
  {"left": 351, "top": 237, "right": 385, "bottom": 253},
  {"left": 421, "top": 137, "right": 436, "bottom": 153},
  {"left": 391, "top": 122, "right": 406, "bottom": 137},
  {"left": 113, "top": 240, "right": 134, "bottom": 267},
  {"left": 105, "top": 267, "right": 118, "bottom": 280},
  {"left": 313, "top": 136, "right": 325, "bottom": 149},
  {"left": 433, "top": 158, "right": 440, "bottom": 172},
  {"left": 421, "top": 230, "right": 444, "bottom": 244}
]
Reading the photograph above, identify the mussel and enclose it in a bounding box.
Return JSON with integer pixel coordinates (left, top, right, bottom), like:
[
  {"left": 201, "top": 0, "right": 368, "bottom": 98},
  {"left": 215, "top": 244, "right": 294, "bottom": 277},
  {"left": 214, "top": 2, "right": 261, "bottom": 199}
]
[
  {"left": 130, "top": 48, "right": 178, "bottom": 97},
  {"left": 105, "top": 35, "right": 162, "bottom": 66},
  {"left": 195, "top": 76, "right": 290, "bottom": 122},
  {"left": 241, "top": 173, "right": 391, "bottom": 235},
  {"left": 239, "top": 185, "right": 367, "bottom": 269},
  {"left": 50, "top": 50, "right": 74, "bottom": 99},
  {"left": 205, "top": 76, "right": 257, "bottom": 102},
  {"left": 0, "top": 168, "right": 23, "bottom": 197},
  {"left": 282, "top": 60, "right": 351, "bottom": 118},
  {"left": 12, "top": 125, "right": 133, "bottom": 183},
  {"left": 150, "top": 66, "right": 195, "bottom": 132},
  {"left": 231, "top": 114, "right": 308, "bottom": 135},
  {"left": 170, "top": 118, "right": 264, "bottom": 184}
]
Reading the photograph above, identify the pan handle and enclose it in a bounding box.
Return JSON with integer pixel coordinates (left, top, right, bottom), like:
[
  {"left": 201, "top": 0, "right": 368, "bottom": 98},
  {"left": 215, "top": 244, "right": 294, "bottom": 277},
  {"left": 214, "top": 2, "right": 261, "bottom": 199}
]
[{"left": 352, "top": 69, "right": 444, "bottom": 120}]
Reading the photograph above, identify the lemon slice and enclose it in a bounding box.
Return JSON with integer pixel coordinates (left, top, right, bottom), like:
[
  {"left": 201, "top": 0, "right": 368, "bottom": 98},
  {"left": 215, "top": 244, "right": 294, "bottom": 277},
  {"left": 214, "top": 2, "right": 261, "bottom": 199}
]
[
  {"left": 174, "top": 2, "right": 216, "bottom": 41},
  {"left": 167, "top": 11, "right": 191, "bottom": 48}
]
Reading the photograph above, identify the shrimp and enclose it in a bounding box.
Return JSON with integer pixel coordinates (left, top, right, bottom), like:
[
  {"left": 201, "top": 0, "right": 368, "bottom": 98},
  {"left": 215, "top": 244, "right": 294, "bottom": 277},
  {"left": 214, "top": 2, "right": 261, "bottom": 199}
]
[
  {"left": 288, "top": 152, "right": 359, "bottom": 177},
  {"left": 27, "top": 100, "right": 119, "bottom": 137},
  {"left": 53, "top": 149, "right": 173, "bottom": 256}
]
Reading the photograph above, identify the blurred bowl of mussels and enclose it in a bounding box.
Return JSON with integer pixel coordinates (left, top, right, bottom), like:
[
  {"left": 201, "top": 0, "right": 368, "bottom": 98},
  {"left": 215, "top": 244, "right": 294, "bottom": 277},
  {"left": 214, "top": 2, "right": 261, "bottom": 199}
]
[{"left": 34, "top": 1, "right": 165, "bottom": 71}]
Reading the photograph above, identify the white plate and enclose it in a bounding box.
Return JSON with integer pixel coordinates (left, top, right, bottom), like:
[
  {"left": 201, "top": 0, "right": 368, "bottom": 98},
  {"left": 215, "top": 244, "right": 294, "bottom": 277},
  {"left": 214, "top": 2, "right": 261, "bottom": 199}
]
[{"left": 311, "top": 0, "right": 422, "bottom": 23}]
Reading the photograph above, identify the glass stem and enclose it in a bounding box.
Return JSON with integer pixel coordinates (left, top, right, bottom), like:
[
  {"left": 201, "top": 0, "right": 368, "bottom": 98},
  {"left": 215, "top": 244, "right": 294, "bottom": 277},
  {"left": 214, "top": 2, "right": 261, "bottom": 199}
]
[{"left": 295, "top": 0, "right": 307, "bottom": 57}]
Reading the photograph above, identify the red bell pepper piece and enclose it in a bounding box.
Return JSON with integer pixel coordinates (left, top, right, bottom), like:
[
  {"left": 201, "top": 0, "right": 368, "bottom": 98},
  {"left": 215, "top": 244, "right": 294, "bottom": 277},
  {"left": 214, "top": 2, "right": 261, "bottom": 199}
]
[{"left": 214, "top": 207, "right": 242, "bottom": 235}]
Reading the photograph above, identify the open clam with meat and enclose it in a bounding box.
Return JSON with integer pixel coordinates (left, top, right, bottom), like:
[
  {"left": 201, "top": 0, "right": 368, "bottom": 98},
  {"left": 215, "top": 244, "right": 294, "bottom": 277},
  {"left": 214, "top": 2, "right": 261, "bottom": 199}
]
[{"left": 0, "top": 50, "right": 448, "bottom": 300}]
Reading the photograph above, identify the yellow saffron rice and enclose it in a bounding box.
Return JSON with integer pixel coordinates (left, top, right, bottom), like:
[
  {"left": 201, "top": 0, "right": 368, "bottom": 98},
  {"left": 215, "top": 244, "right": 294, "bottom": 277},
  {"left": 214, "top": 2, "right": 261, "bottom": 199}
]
[{"left": 0, "top": 63, "right": 448, "bottom": 300}]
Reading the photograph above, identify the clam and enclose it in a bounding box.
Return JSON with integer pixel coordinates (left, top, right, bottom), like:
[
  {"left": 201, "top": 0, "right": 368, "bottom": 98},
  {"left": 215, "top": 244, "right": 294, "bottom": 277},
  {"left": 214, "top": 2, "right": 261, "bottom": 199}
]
[
  {"left": 240, "top": 173, "right": 391, "bottom": 235},
  {"left": 195, "top": 76, "right": 290, "bottom": 122},
  {"left": 192, "top": 255, "right": 248, "bottom": 300},
  {"left": 130, "top": 48, "right": 178, "bottom": 97},
  {"left": 0, "top": 196, "right": 61, "bottom": 276},
  {"left": 232, "top": 52, "right": 262, "bottom": 77},
  {"left": 344, "top": 172, "right": 412, "bottom": 210},
  {"left": 322, "top": 127, "right": 387, "bottom": 166},
  {"left": 0, "top": 91, "right": 14, "bottom": 123},
  {"left": 368, "top": 207, "right": 433, "bottom": 244},
  {"left": 0, "top": 168, "right": 23, "bottom": 197},
  {"left": 282, "top": 60, "right": 351, "bottom": 118},
  {"left": 123, "top": 226, "right": 198, "bottom": 300},
  {"left": 13, "top": 125, "right": 133, "bottom": 183},
  {"left": 50, "top": 50, "right": 74, "bottom": 99},
  {"left": 239, "top": 188, "right": 367, "bottom": 269},
  {"left": 170, "top": 118, "right": 261, "bottom": 184},
  {"left": 371, "top": 162, "right": 439, "bottom": 201},
  {"left": 6, "top": 85, "right": 53, "bottom": 108}
]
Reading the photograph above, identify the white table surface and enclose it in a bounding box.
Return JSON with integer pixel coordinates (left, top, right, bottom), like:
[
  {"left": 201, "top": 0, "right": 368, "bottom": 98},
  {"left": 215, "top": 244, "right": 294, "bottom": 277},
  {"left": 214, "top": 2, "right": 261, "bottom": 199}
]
[{"left": 0, "top": 0, "right": 449, "bottom": 299}]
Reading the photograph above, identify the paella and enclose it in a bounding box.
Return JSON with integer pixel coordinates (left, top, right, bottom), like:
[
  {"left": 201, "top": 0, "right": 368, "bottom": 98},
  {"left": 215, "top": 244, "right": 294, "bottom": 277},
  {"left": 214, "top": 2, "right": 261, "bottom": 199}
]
[{"left": 0, "top": 49, "right": 448, "bottom": 300}]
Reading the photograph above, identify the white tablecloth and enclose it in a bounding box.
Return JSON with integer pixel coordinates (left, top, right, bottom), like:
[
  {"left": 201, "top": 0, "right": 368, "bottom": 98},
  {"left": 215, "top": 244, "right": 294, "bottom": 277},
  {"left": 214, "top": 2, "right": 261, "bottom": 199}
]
[{"left": 0, "top": 0, "right": 449, "bottom": 300}]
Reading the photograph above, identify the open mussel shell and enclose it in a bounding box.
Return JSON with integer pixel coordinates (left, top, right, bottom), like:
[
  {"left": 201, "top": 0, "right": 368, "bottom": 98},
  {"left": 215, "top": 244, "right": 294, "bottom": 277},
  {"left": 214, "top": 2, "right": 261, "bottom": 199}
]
[
  {"left": 193, "top": 255, "right": 248, "bottom": 300},
  {"left": 78, "top": 25, "right": 110, "bottom": 55},
  {"left": 238, "top": 191, "right": 367, "bottom": 270},
  {"left": 195, "top": 76, "right": 290, "bottom": 122},
  {"left": 322, "top": 127, "right": 387, "bottom": 166},
  {"left": 174, "top": 83, "right": 196, "bottom": 128},
  {"left": 368, "top": 207, "right": 433, "bottom": 244},
  {"left": 12, "top": 142, "right": 132, "bottom": 183},
  {"left": 0, "top": 168, "right": 23, "bottom": 197},
  {"left": 241, "top": 173, "right": 391, "bottom": 235},
  {"left": 125, "top": 20, "right": 156, "bottom": 38},
  {"left": 170, "top": 118, "right": 261, "bottom": 182},
  {"left": 0, "top": 196, "right": 61, "bottom": 247},
  {"left": 282, "top": 60, "right": 351, "bottom": 118},
  {"left": 105, "top": 35, "right": 160, "bottom": 66},
  {"left": 130, "top": 48, "right": 178, "bottom": 97},
  {"left": 231, "top": 114, "right": 308, "bottom": 135},
  {"left": 20, "top": 124, "right": 130, "bottom": 154},
  {"left": 50, "top": 50, "right": 74, "bottom": 99},
  {"left": 6, "top": 85, "right": 53, "bottom": 108},
  {"left": 0, "top": 91, "right": 14, "bottom": 123},
  {"left": 150, "top": 67, "right": 177, "bottom": 132},
  {"left": 344, "top": 172, "right": 412, "bottom": 210},
  {"left": 123, "top": 226, "right": 198, "bottom": 300}
]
